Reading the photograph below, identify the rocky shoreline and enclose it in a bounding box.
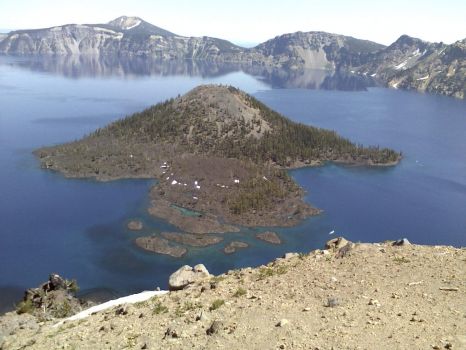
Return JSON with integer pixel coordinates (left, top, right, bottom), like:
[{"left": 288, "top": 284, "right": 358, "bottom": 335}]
[
  {"left": 134, "top": 236, "right": 187, "bottom": 258},
  {"left": 1, "top": 238, "right": 465, "bottom": 349}
]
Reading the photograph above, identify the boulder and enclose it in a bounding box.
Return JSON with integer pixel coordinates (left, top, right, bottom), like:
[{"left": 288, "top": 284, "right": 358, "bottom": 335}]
[
  {"left": 325, "top": 237, "right": 350, "bottom": 251},
  {"left": 393, "top": 238, "right": 411, "bottom": 246},
  {"left": 282, "top": 252, "right": 299, "bottom": 260},
  {"left": 47, "top": 274, "right": 67, "bottom": 290},
  {"left": 168, "top": 264, "right": 211, "bottom": 291},
  {"left": 206, "top": 320, "right": 224, "bottom": 335}
]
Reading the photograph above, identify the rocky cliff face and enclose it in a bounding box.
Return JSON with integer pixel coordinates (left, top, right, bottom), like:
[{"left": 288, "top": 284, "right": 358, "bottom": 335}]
[
  {"left": 0, "top": 17, "right": 464, "bottom": 98},
  {"left": 0, "top": 16, "right": 244, "bottom": 60},
  {"left": 354, "top": 35, "right": 466, "bottom": 98},
  {"left": 252, "top": 31, "right": 384, "bottom": 69},
  {"left": 0, "top": 16, "right": 382, "bottom": 67}
]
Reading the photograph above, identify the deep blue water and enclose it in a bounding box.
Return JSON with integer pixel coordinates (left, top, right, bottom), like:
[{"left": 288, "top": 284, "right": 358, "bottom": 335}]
[{"left": 0, "top": 56, "right": 465, "bottom": 312}]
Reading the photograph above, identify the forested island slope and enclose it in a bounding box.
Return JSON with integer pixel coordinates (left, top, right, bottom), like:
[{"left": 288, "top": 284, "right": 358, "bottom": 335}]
[{"left": 36, "top": 85, "right": 400, "bottom": 230}]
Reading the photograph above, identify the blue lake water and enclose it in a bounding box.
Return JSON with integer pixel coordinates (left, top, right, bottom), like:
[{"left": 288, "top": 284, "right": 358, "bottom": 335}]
[{"left": 0, "top": 56, "right": 465, "bottom": 312}]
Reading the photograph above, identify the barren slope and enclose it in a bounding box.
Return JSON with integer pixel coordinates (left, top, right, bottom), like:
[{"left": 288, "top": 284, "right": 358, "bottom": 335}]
[{"left": 2, "top": 240, "right": 465, "bottom": 349}]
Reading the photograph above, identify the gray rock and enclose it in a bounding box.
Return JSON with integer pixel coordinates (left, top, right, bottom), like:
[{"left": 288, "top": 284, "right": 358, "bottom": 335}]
[
  {"left": 393, "top": 238, "right": 411, "bottom": 246},
  {"left": 336, "top": 243, "right": 354, "bottom": 258},
  {"left": 283, "top": 252, "right": 299, "bottom": 259},
  {"left": 168, "top": 264, "right": 211, "bottom": 291},
  {"left": 195, "top": 311, "right": 209, "bottom": 322},
  {"left": 325, "top": 297, "right": 340, "bottom": 308},
  {"left": 325, "top": 237, "right": 350, "bottom": 251},
  {"left": 276, "top": 319, "right": 289, "bottom": 327},
  {"left": 206, "top": 320, "right": 223, "bottom": 335},
  {"left": 163, "top": 327, "right": 179, "bottom": 339}
]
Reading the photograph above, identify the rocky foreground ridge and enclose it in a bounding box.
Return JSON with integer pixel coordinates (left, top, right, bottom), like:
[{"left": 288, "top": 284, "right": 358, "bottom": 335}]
[
  {"left": 1, "top": 16, "right": 464, "bottom": 98},
  {"left": 1, "top": 238, "right": 465, "bottom": 349}
]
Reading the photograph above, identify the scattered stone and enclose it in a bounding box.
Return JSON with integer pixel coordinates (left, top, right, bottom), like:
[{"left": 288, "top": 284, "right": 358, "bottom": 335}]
[
  {"left": 256, "top": 231, "right": 282, "bottom": 245},
  {"left": 206, "top": 320, "right": 224, "bottom": 335},
  {"left": 127, "top": 220, "right": 143, "bottom": 231},
  {"left": 163, "top": 327, "right": 179, "bottom": 339},
  {"left": 393, "top": 238, "right": 411, "bottom": 246},
  {"left": 303, "top": 307, "right": 311, "bottom": 312},
  {"left": 168, "top": 264, "right": 211, "bottom": 291},
  {"left": 196, "top": 311, "right": 209, "bottom": 322},
  {"left": 325, "top": 298, "right": 340, "bottom": 308},
  {"left": 368, "top": 299, "right": 381, "bottom": 307},
  {"left": 336, "top": 244, "right": 354, "bottom": 258},
  {"left": 223, "top": 241, "right": 249, "bottom": 254},
  {"left": 276, "top": 319, "right": 289, "bottom": 327},
  {"left": 115, "top": 305, "right": 132, "bottom": 316}
]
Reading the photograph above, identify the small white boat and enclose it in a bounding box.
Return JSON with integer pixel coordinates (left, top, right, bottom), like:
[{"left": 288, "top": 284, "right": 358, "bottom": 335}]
[{"left": 329, "top": 230, "right": 335, "bottom": 235}]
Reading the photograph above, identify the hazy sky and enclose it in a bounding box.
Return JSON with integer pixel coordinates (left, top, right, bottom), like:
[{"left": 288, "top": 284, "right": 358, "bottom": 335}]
[{"left": 1, "top": 0, "right": 465, "bottom": 45}]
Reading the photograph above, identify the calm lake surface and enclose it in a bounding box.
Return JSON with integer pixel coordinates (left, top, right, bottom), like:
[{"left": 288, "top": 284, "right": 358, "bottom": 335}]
[{"left": 0, "top": 56, "right": 465, "bottom": 312}]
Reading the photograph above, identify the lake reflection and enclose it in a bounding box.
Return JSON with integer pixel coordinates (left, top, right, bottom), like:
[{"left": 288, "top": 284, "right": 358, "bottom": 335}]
[{"left": 2, "top": 55, "right": 375, "bottom": 91}]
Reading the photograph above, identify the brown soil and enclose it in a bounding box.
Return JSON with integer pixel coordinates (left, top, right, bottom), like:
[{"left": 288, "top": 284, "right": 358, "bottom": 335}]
[{"left": 3, "top": 240, "right": 465, "bottom": 350}]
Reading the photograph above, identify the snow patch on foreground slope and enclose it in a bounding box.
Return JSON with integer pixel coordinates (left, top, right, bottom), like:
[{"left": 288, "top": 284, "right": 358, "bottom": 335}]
[{"left": 54, "top": 290, "right": 168, "bottom": 327}]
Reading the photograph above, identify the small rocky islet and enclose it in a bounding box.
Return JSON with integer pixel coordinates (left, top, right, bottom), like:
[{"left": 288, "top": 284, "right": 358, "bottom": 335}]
[
  {"left": 35, "top": 85, "right": 401, "bottom": 257},
  {"left": 256, "top": 231, "right": 282, "bottom": 245},
  {"left": 223, "top": 241, "right": 249, "bottom": 255}
]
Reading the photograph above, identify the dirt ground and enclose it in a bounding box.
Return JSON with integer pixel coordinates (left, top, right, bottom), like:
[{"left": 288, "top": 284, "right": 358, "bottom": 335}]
[{"left": 1, "top": 239, "right": 465, "bottom": 350}]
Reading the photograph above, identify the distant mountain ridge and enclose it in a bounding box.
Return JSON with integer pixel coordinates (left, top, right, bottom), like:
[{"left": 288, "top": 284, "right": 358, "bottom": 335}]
[
  {"left": 0, "top": 16, "right": 464, "bottom": 98},
  {"left": 354, "top": 35, "right": 466, "bottom": 99}
]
